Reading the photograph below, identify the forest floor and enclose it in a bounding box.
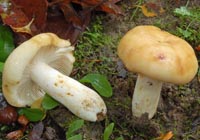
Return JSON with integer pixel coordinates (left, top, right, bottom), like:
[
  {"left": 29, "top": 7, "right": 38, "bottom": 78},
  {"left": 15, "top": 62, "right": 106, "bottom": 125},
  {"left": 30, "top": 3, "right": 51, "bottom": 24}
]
[
  {"left": 69, "top": 0, "right": 200, "bottom": 139},
  {"left": 0, "top": 0, "right": 200, "bottom": 140}
]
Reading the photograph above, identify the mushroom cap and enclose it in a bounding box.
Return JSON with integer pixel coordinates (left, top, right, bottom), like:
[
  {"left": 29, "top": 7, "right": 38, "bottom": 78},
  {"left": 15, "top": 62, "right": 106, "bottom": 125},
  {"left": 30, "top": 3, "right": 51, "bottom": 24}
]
[
  {"left": 2, "top": 33, "right": 75, "bottom": 107},
  {"left": 117, "top": 25, "right": 198, "bottom": 84}
]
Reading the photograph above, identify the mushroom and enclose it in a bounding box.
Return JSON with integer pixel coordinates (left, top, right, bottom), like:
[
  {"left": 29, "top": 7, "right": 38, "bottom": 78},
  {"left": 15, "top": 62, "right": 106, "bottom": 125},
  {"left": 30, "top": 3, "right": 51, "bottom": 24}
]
[
  {"left": 2, "top": 33, "right": 107, "bottom": 122},
  {"left": 117, "top": 25, "right": 198, "bottom": 119}
]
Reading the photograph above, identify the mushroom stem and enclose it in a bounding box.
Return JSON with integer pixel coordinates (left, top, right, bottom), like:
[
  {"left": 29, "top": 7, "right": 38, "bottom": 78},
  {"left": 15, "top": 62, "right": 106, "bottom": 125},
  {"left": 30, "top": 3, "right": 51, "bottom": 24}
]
[
  {"left": 132, "top": 74, "right": 163, "bottom": 119},
  {"left": 30, "top": 62, "right": 107, "bottom": 122}
]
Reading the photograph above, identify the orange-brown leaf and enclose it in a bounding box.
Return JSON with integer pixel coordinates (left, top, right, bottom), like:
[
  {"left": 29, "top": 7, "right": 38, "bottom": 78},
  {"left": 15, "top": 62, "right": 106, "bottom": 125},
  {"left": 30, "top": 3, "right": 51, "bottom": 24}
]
[
  {"left": 18, "top": 115, "right": 29, "bottom": 126},
  {"left": 0, "top": 0, "right": 48, "bottom": 34},
  {"left": 0, "top": 0, "right": 37, "bottom": 35},
  {"left": 97, "top": 0, "right": 123, "bottom": 15},
  {"left": 0, "top": 2, "right": 30, "bottom": 27},
  {"left": 137, "top": 2, "right": 165, "bottom": 17},
  {"left": 11, "top": 0, "right": 48, "bottom": 30},
  {"left": 156, "top": 131, "right": 173, "bottom": 140},
  {"left": 137, "top": 4, "right": 157, "bottom": 17},
  {"left": 195, "top": 45, "right": 200, "bottom": 51}
]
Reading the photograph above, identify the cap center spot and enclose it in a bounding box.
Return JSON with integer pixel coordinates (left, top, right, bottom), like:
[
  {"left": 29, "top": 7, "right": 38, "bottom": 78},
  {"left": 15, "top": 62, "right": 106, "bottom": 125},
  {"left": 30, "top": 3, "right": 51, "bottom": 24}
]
[{"left": 157, "top": 53, "right": 165, "bottom": 60}]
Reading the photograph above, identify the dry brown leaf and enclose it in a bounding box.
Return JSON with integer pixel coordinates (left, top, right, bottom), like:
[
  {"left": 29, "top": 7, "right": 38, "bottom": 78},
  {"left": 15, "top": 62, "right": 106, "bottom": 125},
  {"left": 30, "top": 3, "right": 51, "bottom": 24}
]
[
  {"left": 11, "top": 0, "right": 48, "bottom": 30},
  {"left": 1, "top": 0, "right": 122, "bottom": 44},
  {"left": 58, "top": 1, "right": 83, "bottom": 28},
  {"left": 72, "top": 0, "right": 123, "bottom": 15},
  {"left": 0, "top": 1, "right": 30, "bottom": 28},
  {"left": 28, "top": 122, "right": 44, "bottom": 140},
  {"left": 97, "top": 0, "right": 123, "bottom": 15},
  {"left": 0, "top": 0, "right": 48, "bottom": 35},
  {"left": 156, "top": 131, "right": 173, "bottom": 140},
  {"left": 6, "top": 130, "right": 23, "bottom": 140}
]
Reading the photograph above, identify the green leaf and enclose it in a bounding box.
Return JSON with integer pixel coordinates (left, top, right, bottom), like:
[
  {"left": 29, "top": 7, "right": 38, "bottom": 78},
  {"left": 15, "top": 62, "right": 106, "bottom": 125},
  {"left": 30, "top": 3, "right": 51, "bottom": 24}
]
[
  {"left": 18, "top": 108, "right": 45, "bottom": 122},
  {"left": 0, "top": 62, "right": 4, "bottom": 72},
  {"left": 68, "top": 134, "right": 82, "bottom": 140},
  {"left": 0, "top": 25, "right": 15, "bottom": 62},
  {"left": 173, "top": 6, "right": 200, "bottom": 20},
  {"left": 177, "top": 27, "right": 192, "bottom": 38},
  {"left": 79, "top": 74, "right": 113, "bottom": 97},
  {"left": 42, "top": 94, "right": 59, "bottom": 110},
  {"left": 66, "top": 119, "right": 84, "bottom": 138},
  {"left": 103, "top": 122, "right": 115, "bottom": 140},
  {"left": 174, "top": 6, "right": 192, "bottom": 17}
]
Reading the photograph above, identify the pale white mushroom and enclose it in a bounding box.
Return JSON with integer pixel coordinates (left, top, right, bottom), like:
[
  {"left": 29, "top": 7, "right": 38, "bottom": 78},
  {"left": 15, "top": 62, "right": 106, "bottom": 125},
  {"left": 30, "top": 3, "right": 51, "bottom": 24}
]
[
  {"left": 2, "top": 33, "right": 107, "bottom": 122},
  {"left": 117, "top": 25, "right": 198, "bottom": 119}
]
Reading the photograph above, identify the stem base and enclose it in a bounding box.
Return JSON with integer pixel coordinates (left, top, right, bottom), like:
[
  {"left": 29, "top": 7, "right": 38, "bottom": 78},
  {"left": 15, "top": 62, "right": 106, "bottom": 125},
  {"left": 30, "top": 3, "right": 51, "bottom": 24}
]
[{"left": 132, "top": 74, "right": 162, "bottom": 119}]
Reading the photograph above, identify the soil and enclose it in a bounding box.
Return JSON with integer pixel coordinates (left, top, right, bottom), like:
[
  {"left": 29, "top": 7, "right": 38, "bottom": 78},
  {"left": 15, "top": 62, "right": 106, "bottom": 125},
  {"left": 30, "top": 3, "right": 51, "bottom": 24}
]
[{"left": 0, "top": 0, "right": 200, "bottom": 140}]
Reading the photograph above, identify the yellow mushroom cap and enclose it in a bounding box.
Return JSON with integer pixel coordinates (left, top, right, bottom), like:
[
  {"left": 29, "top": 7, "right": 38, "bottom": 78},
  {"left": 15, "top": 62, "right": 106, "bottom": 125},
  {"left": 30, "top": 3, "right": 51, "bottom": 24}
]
[
  {"left": 117, "top": 25, "right": 198, "bottom": 84},
  {"left": 2, "top": 33, "right": 75, "bottom": 107}
]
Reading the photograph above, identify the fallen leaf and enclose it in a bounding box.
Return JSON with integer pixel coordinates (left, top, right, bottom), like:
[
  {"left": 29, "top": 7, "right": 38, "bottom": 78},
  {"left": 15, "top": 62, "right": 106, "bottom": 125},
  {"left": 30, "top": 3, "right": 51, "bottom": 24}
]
[
  {"left": 43, "top": 5, "right": 91, "bottom": 44},
  {"left": 6, "top": 130, "right": 23, "bottom": 140},
  {"left": 58, "top": 1, "right": 83, "bottom": 28},
  {"left": 72, "top": 0, "right": 104, "bottom": 7},
  {"left": 1, "top": 0, "right": 121, "bottom": 44},
  {"left": 11, "top": 18, "right": 34, "bottom": 35},
  {"left": 137, "top": 2, "right": 165, "bottom": 17},
  {"left": 97, "top": 0, "right": 123, "bottom": 15},
  {"left": 43, "top": 127, "right": 57, "bottom": 140},
  {"left": 0, "top": 1, "right": 30, "bottom": 28},
  {"left": 195, "top": 45, "right": 200, "bottom": 51},
  {"left": 28, "top": 122, "right": 44, "bottom": 140},
  {"left": 18, "top": 115, "right": 29, "bottom": 126},
  {"left": 17, "top": 115, "right": 29, "bottom": 133},
  {"left": 11, "top": 0, "right": 48, "bottom": 30},
  {"left": 137, "top": 4, "right": 157, "bottom": 17},
  {"left": 72, "top": 0, "right": 123, "bottom": 15},
  {"left": 42, "top": 14, "right": 86, "bottom": 44},
  {"left": 156, "top": 131, "right": 173, "bottom": 140},
  {"left": 0, "top": 0, "right": 48, "bottom": 35}
]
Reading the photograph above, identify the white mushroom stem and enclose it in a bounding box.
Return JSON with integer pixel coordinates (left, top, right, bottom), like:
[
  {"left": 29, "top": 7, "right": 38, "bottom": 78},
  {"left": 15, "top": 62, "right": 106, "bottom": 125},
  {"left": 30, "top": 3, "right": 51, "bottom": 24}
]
[
  {"left": 132, "top": 74, "right": 163, "bottom": 119},
  {"left": 30, "top": 62, "right": 107, "bottom": 122}
]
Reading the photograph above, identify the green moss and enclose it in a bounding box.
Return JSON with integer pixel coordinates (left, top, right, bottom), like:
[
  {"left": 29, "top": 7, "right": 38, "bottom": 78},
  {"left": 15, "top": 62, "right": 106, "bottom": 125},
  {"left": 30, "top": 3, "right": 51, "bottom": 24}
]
[{"left": 74, "top": 16, "right": 116, "bottom": 79}]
